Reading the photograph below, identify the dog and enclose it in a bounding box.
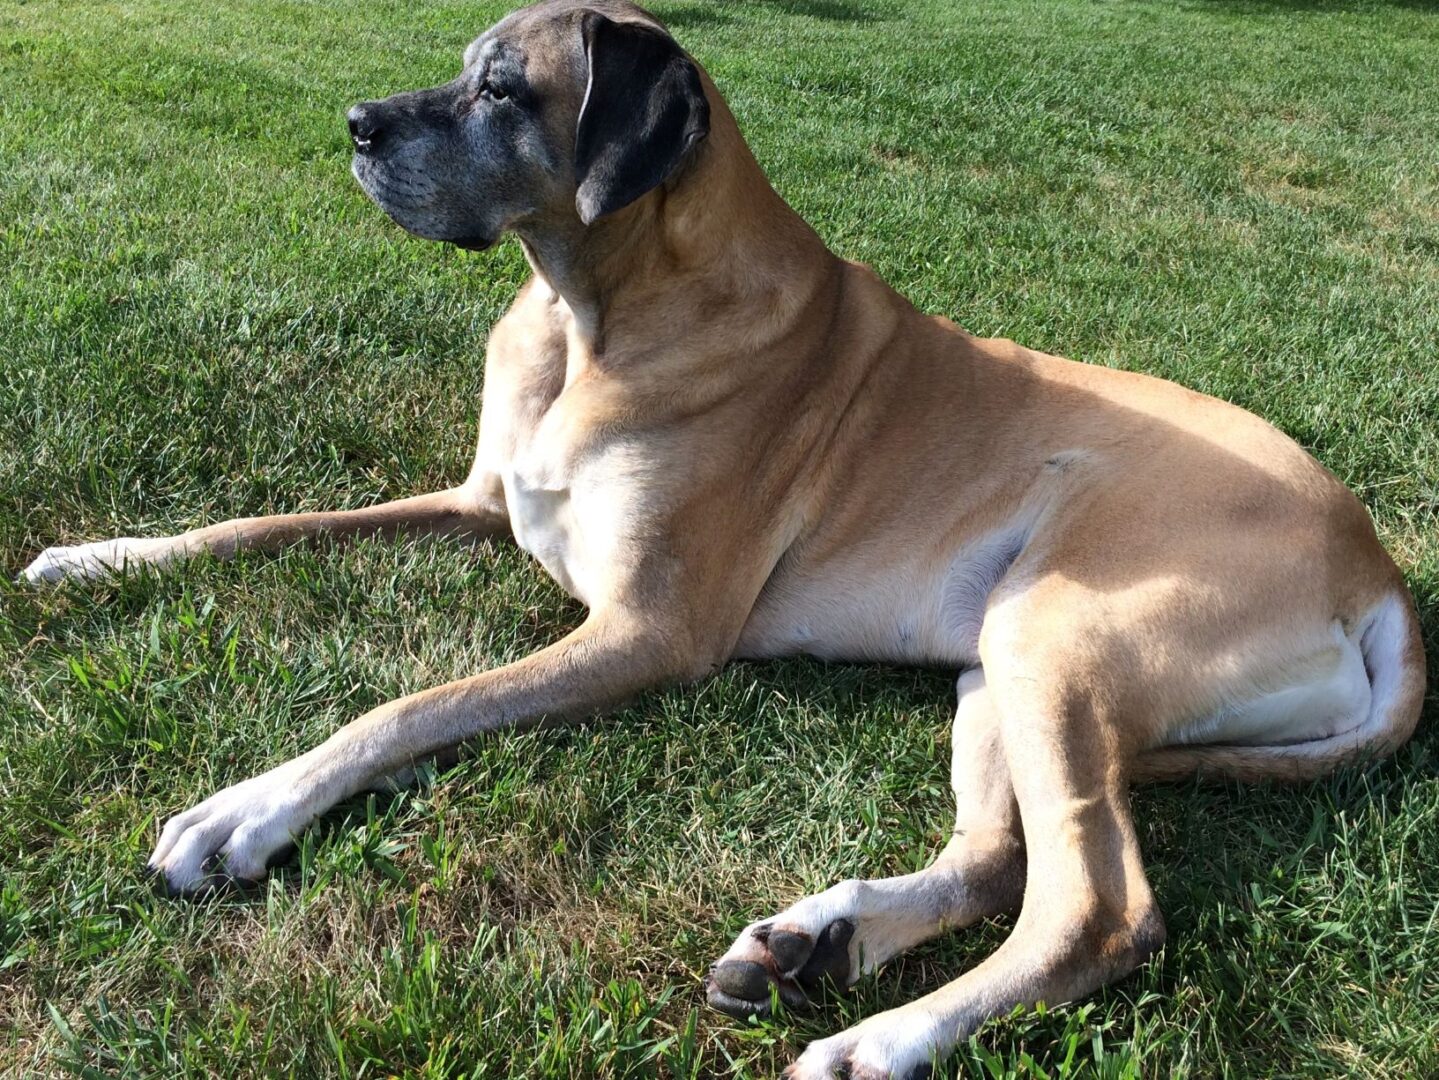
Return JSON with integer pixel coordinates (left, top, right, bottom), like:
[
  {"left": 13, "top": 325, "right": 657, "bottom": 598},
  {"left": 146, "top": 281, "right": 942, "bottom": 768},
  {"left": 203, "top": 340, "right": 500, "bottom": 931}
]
[{"left": 23, "top": 2, "right": 1425, "bottom": 1076}]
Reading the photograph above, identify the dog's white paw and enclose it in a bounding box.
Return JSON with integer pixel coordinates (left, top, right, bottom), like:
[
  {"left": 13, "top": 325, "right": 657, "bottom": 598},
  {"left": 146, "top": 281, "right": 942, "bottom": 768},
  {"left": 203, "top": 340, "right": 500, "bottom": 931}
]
[
  {"left": 784, "top": 1010, "right": 942, "bottom": 1080},
  {"left": 707, "top": 912, "right": 857, "bottom": 1017},
  {"left": 148, "top": 764, "right": 313, "bottom": 895},
  {"left": 707, "top": 880, "right": 885, "bottom": 1017},
  {"left": 22, "top": 538, "right": 162, "bottom": 585}
]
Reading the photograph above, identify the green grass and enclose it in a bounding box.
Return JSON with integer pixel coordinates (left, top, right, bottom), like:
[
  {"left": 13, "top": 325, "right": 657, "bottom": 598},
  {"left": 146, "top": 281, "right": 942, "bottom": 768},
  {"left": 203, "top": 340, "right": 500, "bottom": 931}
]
[{"left": 3, "top": 0, "right": 1437, "bottom": 1075}]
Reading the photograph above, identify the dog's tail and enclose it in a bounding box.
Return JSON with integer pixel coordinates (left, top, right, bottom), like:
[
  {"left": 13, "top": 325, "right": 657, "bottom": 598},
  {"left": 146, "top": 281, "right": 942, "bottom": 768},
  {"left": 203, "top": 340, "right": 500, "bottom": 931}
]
[{"left": 1134, "top": 591, "right": 1426, "bottom": 784}]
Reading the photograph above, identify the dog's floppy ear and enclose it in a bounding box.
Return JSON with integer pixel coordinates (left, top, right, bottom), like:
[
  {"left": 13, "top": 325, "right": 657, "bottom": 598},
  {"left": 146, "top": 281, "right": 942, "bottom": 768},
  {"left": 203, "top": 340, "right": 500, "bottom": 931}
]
[{"left": 574, "top": 11, "right": 710, "bottom": 225}]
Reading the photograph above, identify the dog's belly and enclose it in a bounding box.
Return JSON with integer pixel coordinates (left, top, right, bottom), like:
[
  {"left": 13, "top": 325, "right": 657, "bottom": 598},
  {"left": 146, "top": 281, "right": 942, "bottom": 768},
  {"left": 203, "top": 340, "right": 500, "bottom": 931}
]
[
  {"left": 735, "top": 584, "right": 947, "bottom": 664},
  {"left": 736, "top": 526, "right": 1029, "bottom": 665},
  {"left": 742, "top": 514, "right": 1378, "bottom": 751}
]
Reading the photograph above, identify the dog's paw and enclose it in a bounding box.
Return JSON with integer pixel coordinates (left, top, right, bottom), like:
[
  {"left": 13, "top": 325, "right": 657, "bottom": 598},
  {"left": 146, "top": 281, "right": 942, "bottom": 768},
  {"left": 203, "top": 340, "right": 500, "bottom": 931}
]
[
  {"left": 706, "top": 915, "right": 855, "bottom": 1018},
  {"left": 22, "top": 538, "right": 159, "bottom": 585},
  {"left": 783, "top": 1012, "right": 940, "bottom": 1080},
  {"left": 147, "top": 765, "right": 311, "bottom": 896}
]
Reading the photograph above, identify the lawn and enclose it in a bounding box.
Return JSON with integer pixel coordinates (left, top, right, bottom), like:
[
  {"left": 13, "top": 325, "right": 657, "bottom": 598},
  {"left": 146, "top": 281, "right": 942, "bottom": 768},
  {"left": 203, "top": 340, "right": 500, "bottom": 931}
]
[{"left": 2, "top": 0, "right": 1437, "bottom": 1075}]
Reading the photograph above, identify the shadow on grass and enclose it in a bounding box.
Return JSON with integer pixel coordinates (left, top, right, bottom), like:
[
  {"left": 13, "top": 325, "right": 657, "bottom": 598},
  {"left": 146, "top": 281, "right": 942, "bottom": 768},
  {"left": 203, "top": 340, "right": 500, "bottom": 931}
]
[
  {"left": 751, "top": 0, "right": 889, "bottom": 20},
  {"left": 653, "top": 3, "right": 740, "bottom": 30},
  {"left": 658, "top": 0, "right": 893, "bottom": 30},
  {"left": 138, "top": 629, "right": 1435, "bottom": 1076},
  {"left": 805, "top": 730, "right": 1438, "bottom": 1071},
  {"left": 1180, "top": 0, "right": 1439, "bottom": 11}
]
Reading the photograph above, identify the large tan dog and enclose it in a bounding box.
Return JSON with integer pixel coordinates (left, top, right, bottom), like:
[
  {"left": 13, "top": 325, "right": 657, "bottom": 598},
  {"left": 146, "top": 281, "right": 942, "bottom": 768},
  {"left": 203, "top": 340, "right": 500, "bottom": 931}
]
[{"left": 24, "top": 2, "right": 1425, "bottom": 1076}]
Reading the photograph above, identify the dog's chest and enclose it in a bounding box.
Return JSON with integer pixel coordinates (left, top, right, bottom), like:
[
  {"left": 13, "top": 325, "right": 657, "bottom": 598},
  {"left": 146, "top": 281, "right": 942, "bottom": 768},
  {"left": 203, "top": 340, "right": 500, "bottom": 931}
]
[
  {"left": 499, "top": 446, "right": 633, "bottom": 610},
  {"left": 502, "top": 466, "right": 588, "bottom": 602}
]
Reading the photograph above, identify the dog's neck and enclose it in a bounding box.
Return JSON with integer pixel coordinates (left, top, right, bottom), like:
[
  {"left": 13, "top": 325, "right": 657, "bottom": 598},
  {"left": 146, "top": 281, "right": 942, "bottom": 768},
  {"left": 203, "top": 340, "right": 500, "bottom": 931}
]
[{"left": 516, "top": 83, "right": 841, "bottom": 362}]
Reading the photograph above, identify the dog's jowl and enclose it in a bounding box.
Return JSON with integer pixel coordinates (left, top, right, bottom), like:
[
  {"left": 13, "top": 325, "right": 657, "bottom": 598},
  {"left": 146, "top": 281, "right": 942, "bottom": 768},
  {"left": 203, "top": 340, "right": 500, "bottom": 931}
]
[{"left": 24, "top": 3, "right": 1424, "bottom": 1077}]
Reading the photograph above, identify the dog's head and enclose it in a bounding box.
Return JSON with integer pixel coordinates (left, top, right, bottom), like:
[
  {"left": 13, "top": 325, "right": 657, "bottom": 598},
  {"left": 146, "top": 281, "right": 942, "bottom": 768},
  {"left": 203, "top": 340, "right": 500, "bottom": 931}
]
[{"left": 348, "top": 0, "right": 710, "bottom": 251}]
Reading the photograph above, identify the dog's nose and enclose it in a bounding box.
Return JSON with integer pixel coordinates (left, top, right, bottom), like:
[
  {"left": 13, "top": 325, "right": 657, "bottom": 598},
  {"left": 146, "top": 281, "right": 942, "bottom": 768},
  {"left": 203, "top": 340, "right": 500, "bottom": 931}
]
[{"left": 347, "top": 103, "right": 383, "bottom": 153}]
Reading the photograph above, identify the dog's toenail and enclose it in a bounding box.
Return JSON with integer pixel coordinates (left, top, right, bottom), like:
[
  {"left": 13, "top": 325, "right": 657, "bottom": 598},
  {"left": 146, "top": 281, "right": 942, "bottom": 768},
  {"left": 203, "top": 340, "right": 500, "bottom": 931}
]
[{"left": 711, "top": 959, "right": 770, "bottom": 1000}]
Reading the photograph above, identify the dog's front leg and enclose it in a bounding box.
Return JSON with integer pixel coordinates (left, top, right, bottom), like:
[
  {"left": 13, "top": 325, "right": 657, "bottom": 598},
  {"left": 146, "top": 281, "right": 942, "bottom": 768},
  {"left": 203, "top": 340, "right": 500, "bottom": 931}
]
[
  {"left": 146, "top": 608, "right": 708, "bottom": 895},
  {"left": 23, "top": 483, "right": 508, "bottom": 585}
]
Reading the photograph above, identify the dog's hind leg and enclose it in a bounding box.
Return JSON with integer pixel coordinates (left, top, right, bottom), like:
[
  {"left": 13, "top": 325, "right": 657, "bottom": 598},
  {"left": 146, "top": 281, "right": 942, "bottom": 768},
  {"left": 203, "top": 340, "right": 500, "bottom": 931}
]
[
  {"left": 22, "top": 482, "right": 509, "bottom": 584},
  {"left": 707, "top": 668, "right": 1025, "bottom": 1017},
  {"left": 786, "top": 646, "right": 1165, "bottom": 1080}
]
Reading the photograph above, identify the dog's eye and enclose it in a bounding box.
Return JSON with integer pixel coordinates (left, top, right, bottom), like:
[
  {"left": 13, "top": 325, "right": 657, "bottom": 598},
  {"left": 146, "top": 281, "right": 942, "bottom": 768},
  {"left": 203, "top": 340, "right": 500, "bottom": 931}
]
[{"left": 477, "top": 80, "right": 508, "bottom": 102}]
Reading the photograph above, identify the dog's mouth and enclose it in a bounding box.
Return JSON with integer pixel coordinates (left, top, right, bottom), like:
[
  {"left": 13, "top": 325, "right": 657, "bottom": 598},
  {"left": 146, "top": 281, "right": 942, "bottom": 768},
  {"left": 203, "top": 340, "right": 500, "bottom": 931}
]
[
  {"left": 447, "top": 233, "right": 497, "bottom": 252},
  {"left": 352, "top": 158, "right": 497, "bottom": 252}
]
